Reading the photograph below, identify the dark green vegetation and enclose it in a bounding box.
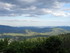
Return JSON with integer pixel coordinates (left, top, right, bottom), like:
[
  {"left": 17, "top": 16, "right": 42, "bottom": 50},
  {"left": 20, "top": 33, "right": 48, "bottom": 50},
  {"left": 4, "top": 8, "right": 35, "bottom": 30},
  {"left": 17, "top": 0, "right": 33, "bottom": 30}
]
[
  {"left": 0, "top": 33, "right": 70, "bottom": 53},
  {"left": 58, "top": 33, "right": 70, "bottom": 53}
]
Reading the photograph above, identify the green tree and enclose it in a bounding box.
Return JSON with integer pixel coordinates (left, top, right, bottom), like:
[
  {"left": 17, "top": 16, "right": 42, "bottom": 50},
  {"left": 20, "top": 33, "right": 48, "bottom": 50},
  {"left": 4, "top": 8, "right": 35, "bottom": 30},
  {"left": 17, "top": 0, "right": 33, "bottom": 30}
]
[{"left": 44, "top": 36, "right": 62, "bottom": 53}]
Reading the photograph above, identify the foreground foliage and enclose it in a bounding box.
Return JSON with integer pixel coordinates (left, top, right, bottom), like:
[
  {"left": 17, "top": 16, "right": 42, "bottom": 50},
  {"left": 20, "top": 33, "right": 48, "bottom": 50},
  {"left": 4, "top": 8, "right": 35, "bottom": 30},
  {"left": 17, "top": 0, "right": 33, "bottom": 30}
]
[{"left": 0, "top": 33, "right": 70, "bottom": 53}]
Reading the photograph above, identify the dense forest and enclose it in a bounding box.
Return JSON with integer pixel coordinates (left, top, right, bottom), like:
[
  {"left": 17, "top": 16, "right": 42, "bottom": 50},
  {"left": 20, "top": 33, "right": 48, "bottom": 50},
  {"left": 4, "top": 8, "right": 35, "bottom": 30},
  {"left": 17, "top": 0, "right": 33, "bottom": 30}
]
[{"left": 0, "top": 33, "right": 70, "bottom": 53}]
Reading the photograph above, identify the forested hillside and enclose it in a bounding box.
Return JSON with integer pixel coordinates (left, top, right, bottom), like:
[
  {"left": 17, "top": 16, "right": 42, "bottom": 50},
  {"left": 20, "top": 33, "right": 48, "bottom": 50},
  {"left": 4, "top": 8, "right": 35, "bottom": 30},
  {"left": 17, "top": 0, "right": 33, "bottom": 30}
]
[{"left": 0, "top": 33, "right": 70, "bottom": 53}]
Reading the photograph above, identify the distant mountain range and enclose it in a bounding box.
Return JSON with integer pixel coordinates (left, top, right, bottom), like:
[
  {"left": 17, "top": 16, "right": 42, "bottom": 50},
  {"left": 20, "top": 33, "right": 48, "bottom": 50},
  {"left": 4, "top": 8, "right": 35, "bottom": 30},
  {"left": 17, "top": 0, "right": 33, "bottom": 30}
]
[
  {"left": 0, "top": 25, "right": 70, "bottom": 39},
  {"left": 0, "top": 25, "right": 70, "bottom": 34}
]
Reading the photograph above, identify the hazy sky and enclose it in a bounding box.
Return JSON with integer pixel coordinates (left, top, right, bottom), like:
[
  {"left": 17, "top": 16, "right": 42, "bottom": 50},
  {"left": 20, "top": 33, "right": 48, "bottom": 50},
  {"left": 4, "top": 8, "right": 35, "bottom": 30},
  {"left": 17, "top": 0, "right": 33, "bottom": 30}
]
[{"left": 0, "top": 0, "right": 70, "bottom": 26}]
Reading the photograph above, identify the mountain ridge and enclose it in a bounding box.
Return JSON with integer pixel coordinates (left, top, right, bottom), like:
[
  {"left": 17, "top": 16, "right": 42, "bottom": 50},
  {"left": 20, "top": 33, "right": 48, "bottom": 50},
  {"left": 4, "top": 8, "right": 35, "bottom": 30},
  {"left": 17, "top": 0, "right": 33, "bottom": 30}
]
[{"left": 0, "top": 25, "right": 70, "bottom": 34}]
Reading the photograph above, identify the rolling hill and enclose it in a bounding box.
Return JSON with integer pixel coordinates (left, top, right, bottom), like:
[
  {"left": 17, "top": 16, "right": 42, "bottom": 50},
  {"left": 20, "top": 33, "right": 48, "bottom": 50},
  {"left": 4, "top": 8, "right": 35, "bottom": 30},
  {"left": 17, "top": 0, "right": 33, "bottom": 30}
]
[
  {"left": 0, "top": 25, "right": 70, "bottom": 34},
  {"left": 0, "top": 25, "right": 70, "bottom": 39},
  {"left": 0, "top": 25, "right": 52, "bottom": 33}
]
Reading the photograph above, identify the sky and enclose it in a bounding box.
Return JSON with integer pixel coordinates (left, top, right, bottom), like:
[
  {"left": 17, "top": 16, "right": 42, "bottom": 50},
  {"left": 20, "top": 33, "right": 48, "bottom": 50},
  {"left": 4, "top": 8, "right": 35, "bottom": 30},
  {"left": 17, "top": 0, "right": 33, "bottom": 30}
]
[{"left": 0, "top": 0, "right": 70, "bottom": 27}]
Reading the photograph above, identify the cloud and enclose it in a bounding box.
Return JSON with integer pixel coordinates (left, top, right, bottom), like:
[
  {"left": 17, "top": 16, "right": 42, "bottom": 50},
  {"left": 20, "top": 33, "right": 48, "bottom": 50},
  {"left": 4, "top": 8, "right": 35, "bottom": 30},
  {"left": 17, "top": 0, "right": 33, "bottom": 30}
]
[
  {"left": 0, "top": 0, "right": 70, "bottom": 17},
  {"left": 58, "top": 0, "right": 70, "bottom": 3},
  {"left": 0, "top": 19, "right": 40, "bottom": 22},
  {"left": 0, "top": 2, "right": 14, "bottom": 10},
  {"left": 63, "top": 8, "right": 70, "bottom": 11},
  {"left": 41, "top": 9, "right": 70, "bottom": 17},
  {"left": 0, "top": 19, "right": 70, "bottom": 26},
  {"left": 20, "top": 0, "right": 36, "bottom": 3}
]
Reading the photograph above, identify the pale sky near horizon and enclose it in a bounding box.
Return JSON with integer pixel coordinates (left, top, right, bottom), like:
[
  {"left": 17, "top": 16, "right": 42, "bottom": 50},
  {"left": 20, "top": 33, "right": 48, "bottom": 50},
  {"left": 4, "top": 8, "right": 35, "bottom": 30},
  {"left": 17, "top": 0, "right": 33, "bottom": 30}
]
[{"left": 0, "top": 0, "right": 70, "bottom": 26}]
